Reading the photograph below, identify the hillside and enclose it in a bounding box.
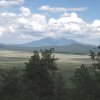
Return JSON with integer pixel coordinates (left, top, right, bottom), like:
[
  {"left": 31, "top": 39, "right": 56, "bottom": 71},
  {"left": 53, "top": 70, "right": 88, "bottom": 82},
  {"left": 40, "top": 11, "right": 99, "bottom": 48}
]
[
  {"left": 0, "top": 44, "right": 96, "bottom": 54},
  {"left": 22, "top": 37, "right": 78, "bottom": 47}
]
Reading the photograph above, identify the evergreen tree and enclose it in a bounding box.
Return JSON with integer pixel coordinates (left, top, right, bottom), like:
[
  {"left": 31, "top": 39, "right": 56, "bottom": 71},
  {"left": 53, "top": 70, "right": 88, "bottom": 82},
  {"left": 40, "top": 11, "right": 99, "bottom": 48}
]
[
  {"left": 72, "top": 46, "right": 100, "bottom": 100},
  {"left": 24, "top": 49, "right": 58, "bottom": 99},
  {"left": 72, "top": 64, "right": 95, "bottom": 100},
  {"left": 54, "top": 73, "right": 68, "bottom": 100},
  {"left": 0, "top": 68, "right": 21, "bottom": 100}
]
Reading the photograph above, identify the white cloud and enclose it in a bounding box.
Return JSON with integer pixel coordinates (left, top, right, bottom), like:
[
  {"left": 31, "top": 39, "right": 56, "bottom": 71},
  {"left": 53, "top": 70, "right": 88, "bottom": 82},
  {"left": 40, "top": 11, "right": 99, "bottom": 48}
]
[
  {"left": 39, "top": 5, "right": 66, "bottom": 13},
  {"left": 48, "top": 12, "right": 84, "bottom": 33},
  {"left": 0, "top": 0, "right": 24, "bottom": 6},
  {"left": 30, "top": 14, "right": 46, "bottom": 32},
  {"left": 61, "top": 13, "right": 70, "bottom": 17},
  {"left": 66, "top": 7, "right": 88, "bottom": 12},
  {"left": 92, "top": 20, "right": 100, "bottom": 27},
  {"left": 18, "top": 34, "right": 38, "bottom": 41},
  {"left": 9, "top": 26, "right": 16, "bottom": 32},
  {"left": 39, "top": 5, "right": 88, "bottom": 13},
  {"left": 0, "top": 7, "right": 47, "bottom": 43},
  {"left": 18, "top": 17, "right": 29, "bottom": 24},
  {"left": 0, "top": 27, "right": 6, "bottom": 37},
  {"left": 0, "top": 6, "right": 100, "bottom": 45},
  {"left": 47, "top": 13, "right": 100, "bottom": 45},
  {"left": 0, "top": 12, "right": 16, "bottom": 17},
  {"left": 17, "top": 14, "right": 46, "bottom": 32},
  {"left": 20, "top": 7, "right": 31, "bottom": 16}
]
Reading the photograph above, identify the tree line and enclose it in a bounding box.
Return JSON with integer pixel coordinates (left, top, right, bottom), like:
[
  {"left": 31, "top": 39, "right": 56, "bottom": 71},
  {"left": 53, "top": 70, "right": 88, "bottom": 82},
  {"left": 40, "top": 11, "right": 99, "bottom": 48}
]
[{"left": 0, "top": 47, "right": 100, "bottom": 100}]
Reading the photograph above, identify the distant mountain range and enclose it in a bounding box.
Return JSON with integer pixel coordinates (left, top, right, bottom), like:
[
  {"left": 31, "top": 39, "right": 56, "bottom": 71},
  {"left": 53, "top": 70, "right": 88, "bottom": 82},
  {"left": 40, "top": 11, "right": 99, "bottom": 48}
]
[
  {"left": 22, "top": 37, "right": 79, "bottom": 47},
  {"left": 0, "top": 37, "right": 97, "bottom": 54}
]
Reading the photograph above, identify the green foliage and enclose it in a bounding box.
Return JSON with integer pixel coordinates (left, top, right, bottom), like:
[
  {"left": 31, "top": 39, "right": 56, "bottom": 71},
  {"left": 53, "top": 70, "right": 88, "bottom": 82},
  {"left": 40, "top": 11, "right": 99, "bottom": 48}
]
[
  {"left": 0, "top": 49, "right": 68, "bottom": 100},
  {"left": 0, "top": 68, "right": 21, "bottom": 100},
  {"left": 71, "top": 46, "right": 100, "bottom": 100},
  {"left": 72, "top": 64, "right": 96, "bottom": 100},
  {"left": 53, "top": 73, "right": 68, "bottom": 100},
  {"left": 89, "top": 50, "right": 96, "bottom": 61},
  {"left": 22, "top": 48, "right": 68, "bottom": 100},
  {"left": 24, "top": 49, "right": 57, "bottom": 98}
]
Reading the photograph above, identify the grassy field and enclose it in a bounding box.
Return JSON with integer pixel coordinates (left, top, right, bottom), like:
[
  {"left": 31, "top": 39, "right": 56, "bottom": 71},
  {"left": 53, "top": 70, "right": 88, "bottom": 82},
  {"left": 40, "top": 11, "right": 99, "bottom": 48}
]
[
  {"left": 0, "top": 50, "right": 92, "bottom": 85},
  {"left": 0, "top": 50, "right": 32, "bottom": 69},
  {"left": 55, "top": 53, "right": 92, "bottom": 85}
]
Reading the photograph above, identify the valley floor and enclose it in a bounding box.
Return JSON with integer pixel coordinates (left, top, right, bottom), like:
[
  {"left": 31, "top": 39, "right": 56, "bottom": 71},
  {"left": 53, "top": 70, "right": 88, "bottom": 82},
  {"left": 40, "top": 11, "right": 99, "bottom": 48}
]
[{"left": 0, "top": 50, "right": 92, "bottom": 86}]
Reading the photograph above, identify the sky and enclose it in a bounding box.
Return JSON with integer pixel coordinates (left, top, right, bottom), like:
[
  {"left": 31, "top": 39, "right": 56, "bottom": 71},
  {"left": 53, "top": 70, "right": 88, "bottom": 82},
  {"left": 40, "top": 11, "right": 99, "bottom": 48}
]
[{"left": 0, "top": 0, "right": 100, "bottom": 45}]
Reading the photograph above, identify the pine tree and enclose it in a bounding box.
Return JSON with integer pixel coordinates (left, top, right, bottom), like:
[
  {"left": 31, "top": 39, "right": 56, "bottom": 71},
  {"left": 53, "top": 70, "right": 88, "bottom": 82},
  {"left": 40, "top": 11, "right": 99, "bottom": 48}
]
[{"left": 24, "top": 49, "right": 58, "bottom": 99}]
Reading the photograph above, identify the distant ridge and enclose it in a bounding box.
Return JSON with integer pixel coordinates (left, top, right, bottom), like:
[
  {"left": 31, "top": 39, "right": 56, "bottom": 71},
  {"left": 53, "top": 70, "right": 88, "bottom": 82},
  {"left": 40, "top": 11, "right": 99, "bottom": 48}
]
[
  {"left": 0, "top": 37, "right": 97, "bottom": 53},
  {"left": 0, "top": 43, "right": 97, "bottom": 54},
  {"left": 22, "top": 37, "right": 79, "bottom": 47}
]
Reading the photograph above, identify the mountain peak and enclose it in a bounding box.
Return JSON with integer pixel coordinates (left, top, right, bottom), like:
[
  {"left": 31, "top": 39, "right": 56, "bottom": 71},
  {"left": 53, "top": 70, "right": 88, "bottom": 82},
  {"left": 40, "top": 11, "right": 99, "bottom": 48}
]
[{"left": 23, "top": 37, "right": 79, "bottom": 47}]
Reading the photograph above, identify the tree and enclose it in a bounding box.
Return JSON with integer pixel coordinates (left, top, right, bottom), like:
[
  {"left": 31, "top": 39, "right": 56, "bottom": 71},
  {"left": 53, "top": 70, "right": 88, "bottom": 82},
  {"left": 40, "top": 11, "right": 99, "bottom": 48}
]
[
  {"left": 89, "top": 46, "right": 100, "bottom": 99},
  {"left": 24, "top": 48, "right": 58, "bottom": 100},
  {"left": 72, "top": 64, "right": 95, "bottom": 100},
  {"left": 0, "top": 48, "right": 68, "bottom": 100},
  {"left": 89, "top": 50, "right": 96, "bottom": 61},
  {"left": 0, "top": 68, "right": 21, "bottom": 100},
  {"left": 54, "top": 72, "right": 68, "bottom": 100},
  {"left": 72, "top": 46, "right": 100, "bottom": 100}
]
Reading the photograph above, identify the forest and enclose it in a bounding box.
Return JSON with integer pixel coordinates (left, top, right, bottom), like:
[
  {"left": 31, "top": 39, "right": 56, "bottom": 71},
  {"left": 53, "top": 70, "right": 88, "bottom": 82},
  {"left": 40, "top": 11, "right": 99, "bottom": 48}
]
[{"left": 0, "top": 47, "right": 100, "bottom": 100}]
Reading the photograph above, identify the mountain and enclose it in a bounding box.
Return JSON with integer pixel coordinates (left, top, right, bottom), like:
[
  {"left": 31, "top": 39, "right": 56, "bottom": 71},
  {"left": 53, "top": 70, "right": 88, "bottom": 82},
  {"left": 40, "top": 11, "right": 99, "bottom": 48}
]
[
  {"left": 0, "top": 37, "right": 97, "bottom": 54},
  {"left": 0, "top": 43, "right": 97, "bottom": 54},
  {"left": 52, "top": 44, "right": 97, "bottom": 54},
  {"left": 22, "top": 37, "right": 79, "bottom": 47},
  {"left": 29, "top": 44, "right": 96, "bottom": 54}
]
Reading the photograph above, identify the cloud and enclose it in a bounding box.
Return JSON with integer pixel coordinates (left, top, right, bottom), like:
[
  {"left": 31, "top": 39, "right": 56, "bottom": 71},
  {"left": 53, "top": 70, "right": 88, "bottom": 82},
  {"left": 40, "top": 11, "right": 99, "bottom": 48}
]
[
  {"left": 17, "top": 34, "right": 39, "bottom": 41},
  {"left": 0, "top": 6, "right": 100, "bottom": 45},
  {"left": 18, "top": 14, "right": 46, "bottom": 32},
  {"left": 47, "top": 13, "right": 100, "bottom": 45},
  {"left": 0, "top": 0, "right": 24, "bottom": 6},
  {"left": 0, "top": 6, "right": 47, "bottom": 43},
  {"left": 0, "top": 27, "right": 6, "bottom": 37},
  {"left": 39, "top": 5, "right": 88, "bottom": 13},
  {"left": 20, "top": 6, "right": 31, "bottom": 16},
  {"left": 0, "top": 12, "right": 16, "bottom": 17},
  {"left": 48, "top": 12, "right": 84, "bottom": 34}
]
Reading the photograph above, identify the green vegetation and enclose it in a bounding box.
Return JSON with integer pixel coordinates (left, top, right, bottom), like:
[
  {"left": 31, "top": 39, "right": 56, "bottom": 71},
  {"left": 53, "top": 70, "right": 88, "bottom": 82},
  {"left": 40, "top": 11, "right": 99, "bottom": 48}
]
[
  {"left": 0, "top": 48, "right": 99, "bottom": 100},
  {"left": 0, "top": 50, "right": 91, "bottom": 83},
  {"left": 0, "top": 50, "right": 91, "bottom": 86},
  {"left": 0, "top": 49, "right": 67, "bottom": 100},
  {"left": 0, "top": 50, "right": 90, "bottom": 68}
]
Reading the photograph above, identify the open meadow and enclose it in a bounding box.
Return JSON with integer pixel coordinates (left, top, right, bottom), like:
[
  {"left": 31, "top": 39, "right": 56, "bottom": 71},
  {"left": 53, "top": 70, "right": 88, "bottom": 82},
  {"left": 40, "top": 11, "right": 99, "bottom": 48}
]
[{"left": 0, "top": 50, "right": 92, "bottom": 85}]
